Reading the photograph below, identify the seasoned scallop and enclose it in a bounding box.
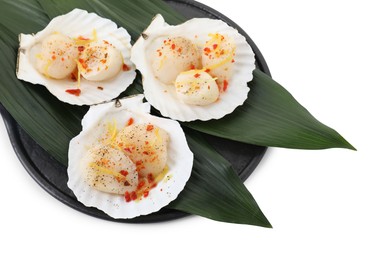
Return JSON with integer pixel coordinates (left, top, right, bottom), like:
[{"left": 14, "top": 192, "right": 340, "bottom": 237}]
[
  {"left": 68, "top": 95, "right": 193, "bottom": 219},
  {"left": 17, "top": 8, "right": 136, "bottom": 105},
  {"left": 131, "top": 14, "right": 255, "bottom": 121}
]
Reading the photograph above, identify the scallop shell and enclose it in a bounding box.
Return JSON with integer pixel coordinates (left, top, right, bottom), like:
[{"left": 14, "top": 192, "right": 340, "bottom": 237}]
[
  {"left": 131, "top": 14, "right": 256, "bottom": 122},
  {"left": 67, "top": 95, "right": 193, "bottom": 218},
  {"left": 17, "top": 8, "right": 136, "bottom": 106}
]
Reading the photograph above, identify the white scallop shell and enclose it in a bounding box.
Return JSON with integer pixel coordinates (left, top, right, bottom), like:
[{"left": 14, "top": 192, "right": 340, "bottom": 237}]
[
  {"left": 131, "top": 14, "right": 256, "bottom": 121},
  {"left": 68, "top": 95, "right": 193, "bottom": 218},
  {"left": 17, "top": 8, "right": 136, "bottom": 106}
]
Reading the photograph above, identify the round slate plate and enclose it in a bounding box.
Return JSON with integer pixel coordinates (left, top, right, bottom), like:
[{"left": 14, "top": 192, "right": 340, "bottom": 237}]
[{"left": 0, "top": 0, "right": 270, "bottom": 223}]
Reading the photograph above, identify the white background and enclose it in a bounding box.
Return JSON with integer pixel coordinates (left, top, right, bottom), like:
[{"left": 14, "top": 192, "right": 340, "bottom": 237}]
[{"left": 1, "top": 0, "right": 386, "bottom": 259}]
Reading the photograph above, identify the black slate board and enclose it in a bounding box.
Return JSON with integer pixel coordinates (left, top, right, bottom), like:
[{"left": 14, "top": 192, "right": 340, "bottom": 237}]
[{"left": 0, "top": 0, "right": 270, "bottom": 223}]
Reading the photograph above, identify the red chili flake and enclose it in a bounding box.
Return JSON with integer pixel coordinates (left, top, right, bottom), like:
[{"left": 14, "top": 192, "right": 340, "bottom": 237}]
[
  {"left": 220, "top": 49, "right": 225, "bottom": 55},
  {"left": 231, "top": 59, "right": 235, "bottom": 63},
  {"left": 163, "top": 40, "right": 167, "bottom": 44},
  {"left": 124, "top": 181, "right": 130, "bottom": 186},
  {"left": 65, "top": 89, "right": 81, "bottom": 96},
  {"left": 135, "top": 160, "right": 143, "bottom": 166},
  {"left": 145, "top": 141, "right": 149, "bottom": 145},
  {"left": 171, "top": 43, "right": 176, "bottom": 50},
  {"left": 194, "top": 73, "right": 200, "bottom": 78},
  {"left": 51, "top": 55, "right": 56, "bottom": 60},
  {"left": 127, "top": 117, "right": 134, "bottom": 126},
  {"left": 205, "top": 68, "right": 210, "bottom": 73},
  {"left": 61, "top": 57, "right": 65, "bottom": 61},
  {"left": 143, "top": 191, "right": 149, "bottom": 198},
  {"left": 204, "top": 47, "right": 211, "bottom": 53},
  {"left": 147, "top": 173, "right": 154, "bottom": 183},
  {"left": 223, "top": 80, "right": 229, "bottom": 92},
  {"left": 137, "top": 181, "right": 145, "bottom": 189},
  {"left": 151, "top": 183, "right": 157, "bottom": 188},
  {"left": 97, "top": 86, "right": 104, "bottom": 90},
  {"left": 177, "top": 47, "right": 182, "bottom": 53},
  {"left": 78, "top": 46, "right": 85, "bottom": 52},
  {"left": 122, "top": 64, "right": 131, "bottom": 71},
  {"left": 78, "top": 58, "right": 87, "bottom": 69},
  {"left": 146, "top": 124, "right": 154, "bottom": 131},
  {"left": 221, "top": 35, "right": 225, "bottom": 40},
  {"left": 158, "top": 51, "right": 162, "bottom": 57},
  {"left": 124, "top": 147, "right": 132, "bottom": 153},
  {"left": 124, "top": 191, "right": 131, "bottom": 202},
  {"left": 120, "top": 170, "right": 129, "bottom": 176},
  {"left": 190, "top": 64, "right": 196, "bottom": 70},
  {"left": 103, "top": 40, "right": 110, "bottom": 44},
  {"left": 70, "top": 73, "right": 77, "bottom": 82},
  {"left": 213, "top": 44, "right": 218, "bottom": 50},
  {"left": 143, "top": 151, "right": 149, "bottom": 155},
  {"left": 101, "top": 59, "right": 107, "bottom": 64},
  {"left": 130, "top": 191, "right": 137, "bottom": 200}
]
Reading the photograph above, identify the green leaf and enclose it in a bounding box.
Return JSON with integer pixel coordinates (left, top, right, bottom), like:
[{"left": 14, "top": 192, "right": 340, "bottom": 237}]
[
  {"left": 0, "top": 0, "right": 86, "bottom": 165},
  {"left": 169, "top": 130, "right": 271, "bottom": 227},
  {"left": 186, "top": 69, "right": 355, "bottom": 150},
  {"left": 36, "top": 0, "right": 354, "bottom": 150},
  {"left": 37, "top": 0, "right": 185, "bottom": 40},
  {"left": 0, "top": 0, "right": 270, "bottom": 227}
]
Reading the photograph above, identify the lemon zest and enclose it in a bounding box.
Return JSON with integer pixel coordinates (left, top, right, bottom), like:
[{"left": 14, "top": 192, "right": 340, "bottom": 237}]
[
  {"left": 74, "top": 59, "right": 85, "bottom": 87},
  {"left": 35, "top": 53, "right": 43, "bottom": 60},
  {"left": 43, "top": 59, "right": 52, "bottom": 78},
  {"left": 158, "top": 55, "right": 167, "bottom": 70},
  {"left": 75, "top": 28, "right": 98, "bottom": 45},
  {"left": 89, "top": 162, "right": 123, "bottom": 179},
  {"left": 106, "top": 119, "right": 117, "bottom": 143},
  {"left": 206, "top": 33, "right": 223, "bottom": 47},
  {"left": 205, "top": 48, "right": 235, "bottom": 71}
]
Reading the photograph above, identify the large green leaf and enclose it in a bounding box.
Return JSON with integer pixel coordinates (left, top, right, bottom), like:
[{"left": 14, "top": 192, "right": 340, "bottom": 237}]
[
  {"left": 0, "top": 0, "right": 86, "bottom": 163},
  {"left": 169, "top": 130, "right": 271, "bottom": 227},
  {"left": 0, "top": 0, "right": 270, "bottom": 227},
  {"left": 187, "top": 69, "right": 355, "bottom": 150},
  {"left": 38, "top": 0, "right": 354, "bottom": 150}
]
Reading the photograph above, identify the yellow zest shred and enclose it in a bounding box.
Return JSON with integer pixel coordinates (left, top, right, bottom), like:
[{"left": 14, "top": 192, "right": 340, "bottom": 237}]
[
  {"left": 205, "top": 48, "right": 235, "bottom": 71},
  {"left": 207, "top": 33, "right": 223, "bottom": 47},
  {"left": 75, "top": 28, "right": 98, "bottom": 45},
  {"left": 154, "top": 127, "right": 163, "bottom": 146},
  {"left": 35, "top": 53, "right": 43, "bottom": 60},
  {"left": 158, "top": 55, "right": 167, "bottom": 69},
  {"left": 74, "top": 59, "right": 84, "bottom": 87},
  {"left": 89, "top": 162, "right": 123, "bottom": 179},
  {"left": 43, "top": 59, "right": 52, "bottom": 78},
  {"left": 107, "top": 119, "right": 117, "bottom": 143}
]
